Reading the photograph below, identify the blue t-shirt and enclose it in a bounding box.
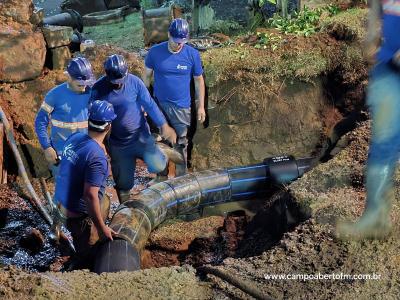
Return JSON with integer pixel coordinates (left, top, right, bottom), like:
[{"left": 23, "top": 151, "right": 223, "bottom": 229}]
[
  {"left": 54, "top": 133, "right": 108, "bottom": 214},
  {"left": 90, "top": 74, "right": 166, "bottom": 147},
  {"left": 145, "top": 41, "right": 203, "bottom": 108},
  {"left": 34, "top": 82, "right": 90, "bottom": 154},
  {"left": 378, "top": 0, "right": 400, "bottom": 63}
]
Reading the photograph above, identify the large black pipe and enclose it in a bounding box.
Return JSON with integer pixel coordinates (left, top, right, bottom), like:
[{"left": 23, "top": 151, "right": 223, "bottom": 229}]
[
  {"left": 93, "top": 155, "right": 313, "bottom": 273},
  {"left": 43, "top": 9, "right": 83, "bottom": 32}
]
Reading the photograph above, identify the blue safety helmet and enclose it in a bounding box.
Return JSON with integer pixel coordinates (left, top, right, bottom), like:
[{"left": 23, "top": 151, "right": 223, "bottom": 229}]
[
  {"left": 88, "top": 100, "right": 117, "bottom": 131},
  {"left": 169, "top": 18, "right": 189, "bottom": 44},
  {"left": 66, "top": 57, "right": 95, "bottom": 86},
  {"left": 104, "top": 54, "right": 128, "bottom": 84}
]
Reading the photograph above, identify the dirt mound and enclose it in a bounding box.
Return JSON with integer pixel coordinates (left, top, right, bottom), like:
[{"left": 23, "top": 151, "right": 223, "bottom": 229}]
[
  {"left": 0, "top": 265, "right": 213, "bottom": 299},
  {"left": 80, "top": 44, "right": 144, "bottom": 78},
  {"left": 208, "top": 122, "right": 400, "bottom": 299}
]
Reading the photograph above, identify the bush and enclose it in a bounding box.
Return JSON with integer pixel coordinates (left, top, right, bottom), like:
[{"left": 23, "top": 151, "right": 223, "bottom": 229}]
[{"left": 209, "top": 20, "right": 244, "bottom": 35}]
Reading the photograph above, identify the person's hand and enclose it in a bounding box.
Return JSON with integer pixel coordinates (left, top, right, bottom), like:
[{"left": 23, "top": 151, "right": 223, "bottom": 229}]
[
  {"left": 197, "top": 106, "right": 206, "bottom": 123},
  {"left": 101, "top": 225, "right": 116, "bottom": 241},
  {"left": 160, "top": 124, "right": 177, "bottom": 145},
  {"left": 44, "top": 147, "right": 58, "bottom": 165}
]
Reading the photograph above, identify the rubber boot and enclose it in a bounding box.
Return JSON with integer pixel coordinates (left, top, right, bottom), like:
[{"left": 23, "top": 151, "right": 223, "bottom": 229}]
[
  {"left": 116, "top": 189, "right": 131, "bottom": 204},
  {"left": 336, "top": 163, "right": 393, "bottom": 240}
]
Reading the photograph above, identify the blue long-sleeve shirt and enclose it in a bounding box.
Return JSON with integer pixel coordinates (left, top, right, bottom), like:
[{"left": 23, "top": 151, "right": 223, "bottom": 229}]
[
  {"left": 34, "top": 83, "right": 90, "bottom": 154},
  {"left": 90, "top": 74, "right": 166, "bottom": 147},
  {"left": 378, "top": 0, "right": 400, "bottom": 63}
]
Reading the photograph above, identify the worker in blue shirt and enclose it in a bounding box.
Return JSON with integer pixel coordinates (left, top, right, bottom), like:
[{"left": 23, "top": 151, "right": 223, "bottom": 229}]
[
  {"left": 337, "top": 0, "right": 400, "bottom": 239},
  {"left": 90, "top": 54, "right": 177, "bottom": 203},
  {"left": 35, "top": 57, "right": 95, "bottom": 176},
  {"left": 143, "top": 18, "right": 206, "bottom": 177},
  {"left": 53, "top": 100, "right": 117, "bottom": 269}
]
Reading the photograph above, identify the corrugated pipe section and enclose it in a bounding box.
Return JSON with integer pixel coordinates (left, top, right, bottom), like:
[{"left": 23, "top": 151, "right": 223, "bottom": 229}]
[{"left": 94, "top": 155, "right": 313, "bottom": 273}]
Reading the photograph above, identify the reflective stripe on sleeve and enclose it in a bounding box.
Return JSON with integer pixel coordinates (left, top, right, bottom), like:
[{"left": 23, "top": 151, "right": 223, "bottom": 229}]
[
  {"left": 40, "top": 102, "right": 54, "bottom": 114},
  {"left": 51, "top": 119, "right": 88, "bottom": 129}
]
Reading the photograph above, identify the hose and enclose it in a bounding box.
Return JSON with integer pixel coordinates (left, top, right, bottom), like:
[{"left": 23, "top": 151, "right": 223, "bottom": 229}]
[
  {"left": 198, "top": 265, "right": 273, "bottom": 300},
  {"left": 0, "top": 106, "right": 74, "bottom": 252}
]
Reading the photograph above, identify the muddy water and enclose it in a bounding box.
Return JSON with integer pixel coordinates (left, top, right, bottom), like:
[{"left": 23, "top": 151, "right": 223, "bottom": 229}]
[{"left": 0, "top": 163, "right": 152, "bottom": 272}]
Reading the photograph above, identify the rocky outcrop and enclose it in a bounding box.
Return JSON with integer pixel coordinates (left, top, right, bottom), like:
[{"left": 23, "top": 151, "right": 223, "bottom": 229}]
[{"left": 0, "top": 0, "right": 46, "bottom": 83}]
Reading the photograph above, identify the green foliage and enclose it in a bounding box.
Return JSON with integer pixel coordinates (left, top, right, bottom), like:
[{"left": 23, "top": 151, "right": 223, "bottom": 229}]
[
  {"left": 250, "top": 12, "right": 266, "bottom": 31},
  {"left": 267, "top": 6, "right": 321, "bottom": 36},
  {"left": 325, "top": 4, "right": 341, "bottom": 16},
  {"left": 140, "top": 0, "right": 158, "bottom": 10},
  {"left": 265, "top": 5, "right": 341, "bottom": 37},
  {"left": 209, "top": 20, "right": 244, "bottom": 35},
  {"left": 254, "top": 32, "right": 282, "bottom": 51},
  {"left": 259, "top": 0, "right": 276, "bottom": 5}
]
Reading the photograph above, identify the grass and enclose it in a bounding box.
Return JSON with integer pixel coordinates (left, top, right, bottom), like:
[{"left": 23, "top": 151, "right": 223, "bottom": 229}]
[
  {"left": 83, "top": 11, "right": 144, "bottom": 51},
  {"left": 320, "top": 8, "right": 368, "bottom": 39}
]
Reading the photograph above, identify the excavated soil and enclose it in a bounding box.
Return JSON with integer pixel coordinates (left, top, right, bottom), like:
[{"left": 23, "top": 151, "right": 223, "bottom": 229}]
[{"left": 2, "top": 4, "right": 396, "bottom": 299}]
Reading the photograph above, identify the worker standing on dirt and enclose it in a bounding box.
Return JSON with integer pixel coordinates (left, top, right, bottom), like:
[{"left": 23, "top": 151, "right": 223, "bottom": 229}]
[
  {"left": 53, "top": 100, "right": 117, "bottom": 269},
  {"left": 35, "top": 57, "right": 95, "bottom": 176},
  {"left": 143, "top": 18, "right": 206, "bottom": 177},
  {"left": 90, "top": 54, "right": 177, "bottom": 203},
  {"left": 337, "top": 0, "right": 400, "bottom": 239}
]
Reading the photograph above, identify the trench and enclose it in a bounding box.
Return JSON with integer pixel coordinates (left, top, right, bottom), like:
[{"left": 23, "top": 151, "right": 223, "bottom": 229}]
[{"left": 0, "top": 66, "right": 365, "bottom": 274}]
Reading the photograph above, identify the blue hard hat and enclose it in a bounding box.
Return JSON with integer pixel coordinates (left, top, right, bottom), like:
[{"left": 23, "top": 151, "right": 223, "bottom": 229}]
[
  {"left": 104, "top": 54, "right": 128, "bottom": 84},
  {"left": 66, "top": 57, "right": 95, "bottom": 86},
  {"left": 169, "top": 18, "right": 189, "bottom": 43},
  {"left": 89, "top": 100, "right": 117, "bottom": 123}
]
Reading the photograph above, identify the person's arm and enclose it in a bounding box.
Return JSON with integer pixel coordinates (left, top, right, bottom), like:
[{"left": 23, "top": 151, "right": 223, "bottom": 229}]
[
  {"left": 137, "top": 80, "right": 177, "bottom": 144},
  {"left": 364, "top": 0, "right": 382, "bottom": 63},
  {"left": 143, "top": 66, "right": 154, "bottom": 89},
  {"left": 35, "top": 94, "right": 58, "bottom": 164},
  {"left": 84, "top": 157, "right": 115, "bottom": 240},
  {"left": 143, "top": 49, "right": 154, "bottom": 89},
  {"left": 83, "top": 183, "right": 115, "bottom": 240},
  {"left": 194, "top": 75, "right": 206, "bottom": 123},
  {"left": 192, "top": 49, "right": 206, "bottom": 123}
]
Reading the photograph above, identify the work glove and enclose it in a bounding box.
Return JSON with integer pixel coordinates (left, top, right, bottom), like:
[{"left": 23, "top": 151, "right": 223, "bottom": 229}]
[
  {"left": 160, "top": 124, "right": 177, "bottom": 146},
  {"left": 44, "top": 147, "right": 58, "bottom": 165}
]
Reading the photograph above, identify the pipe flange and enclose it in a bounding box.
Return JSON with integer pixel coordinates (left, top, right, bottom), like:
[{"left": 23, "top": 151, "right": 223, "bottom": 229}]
[{"left": 64, "top": 8, "right": 84, "bottom": 32}]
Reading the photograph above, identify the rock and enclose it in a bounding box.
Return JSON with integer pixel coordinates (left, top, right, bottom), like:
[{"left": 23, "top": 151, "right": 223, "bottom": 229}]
[
  {"left": 50, "top": 46, "right": 71, "bottom": 70},
  {"left": 0, "top": 29, "right": 46, "bottom": 82},
  {"left": 0, "top": 0, "right": 34, "bottom": 25},
  {"left": 30, "top": 6, "right": 44, "bottom": 26},
  {"left": 42, "top": 25, "right": 73, "bottom": 49},
  {"left": 20, "top": 228, "right": 45, "bottom": 253}
]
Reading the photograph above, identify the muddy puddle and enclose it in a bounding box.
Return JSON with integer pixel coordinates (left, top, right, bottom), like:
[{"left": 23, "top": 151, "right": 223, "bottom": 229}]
[{"left": 0, "top": 163, "right": 152, "bottom": 272}]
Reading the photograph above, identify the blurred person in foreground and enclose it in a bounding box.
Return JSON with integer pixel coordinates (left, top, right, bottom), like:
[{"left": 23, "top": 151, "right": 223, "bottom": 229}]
[{"left": 337, "top": 0, "right": 400, "bottom": 240}]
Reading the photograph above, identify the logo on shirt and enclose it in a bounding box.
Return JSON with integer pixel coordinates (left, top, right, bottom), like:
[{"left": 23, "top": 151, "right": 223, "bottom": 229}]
[
  {"left": 63, "top": 143, "right": 78, "bottom": 165},
  {"left": 176, "top": 64, "right": 188, "bottom": 70},
  {"left": 61, "top": 103, "right": 72, "bottom": 113}
]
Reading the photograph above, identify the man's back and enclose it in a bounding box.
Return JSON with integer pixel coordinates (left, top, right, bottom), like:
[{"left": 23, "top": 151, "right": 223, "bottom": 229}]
[{"left": 54, "top": 132, "right": 108, "bottom": 214}]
